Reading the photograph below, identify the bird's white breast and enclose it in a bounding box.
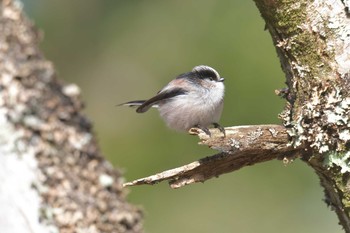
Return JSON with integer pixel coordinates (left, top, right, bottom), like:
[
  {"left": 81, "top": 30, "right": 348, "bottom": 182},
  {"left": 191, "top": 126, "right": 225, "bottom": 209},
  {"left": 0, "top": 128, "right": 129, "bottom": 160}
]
[{"left": 158, "top": 82, "right": 224, "bottom": 131}]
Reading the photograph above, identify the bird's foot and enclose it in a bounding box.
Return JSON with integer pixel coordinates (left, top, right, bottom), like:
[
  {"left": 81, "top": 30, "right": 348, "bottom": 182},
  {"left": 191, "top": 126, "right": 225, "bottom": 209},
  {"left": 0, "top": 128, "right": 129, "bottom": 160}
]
[
  {"left": 213, "top": 123, "right": 226, "bottom": 137},
  {"left": 194, "top": 124, "right": 211, "bottom": 136}
]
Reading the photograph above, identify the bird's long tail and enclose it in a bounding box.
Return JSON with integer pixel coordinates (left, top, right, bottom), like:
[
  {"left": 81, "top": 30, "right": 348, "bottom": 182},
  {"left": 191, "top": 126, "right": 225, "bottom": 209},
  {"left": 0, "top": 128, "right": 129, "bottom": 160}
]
[
  {"left": 118, "top": 100, "right": 159, "bottom": 113},
  {"left": 118, "top": 100, "right": 146, "bottom": 107}
]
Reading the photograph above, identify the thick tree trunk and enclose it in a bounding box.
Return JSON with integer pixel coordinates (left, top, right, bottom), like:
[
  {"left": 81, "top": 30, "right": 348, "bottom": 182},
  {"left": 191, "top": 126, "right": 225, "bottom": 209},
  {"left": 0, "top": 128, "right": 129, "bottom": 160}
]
[
  {"left": 0, "top": 1, "right": 143, "bottom": 232},
  {"left": 254, "top": 0, "right": 350, "bottom": 231}
]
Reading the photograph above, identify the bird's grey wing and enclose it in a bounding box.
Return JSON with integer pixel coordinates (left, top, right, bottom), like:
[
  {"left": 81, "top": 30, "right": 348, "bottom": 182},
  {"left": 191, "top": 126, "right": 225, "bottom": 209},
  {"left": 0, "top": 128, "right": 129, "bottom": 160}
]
[{"left": 136, "top": 87, "right": 187, "bottom": 113}]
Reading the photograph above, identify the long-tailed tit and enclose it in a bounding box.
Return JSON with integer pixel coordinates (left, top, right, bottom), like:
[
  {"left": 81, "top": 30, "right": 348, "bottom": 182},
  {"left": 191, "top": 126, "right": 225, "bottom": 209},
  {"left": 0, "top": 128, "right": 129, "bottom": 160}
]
[{"left": 120, "top": 65, "right": 225, "bottom": 136}]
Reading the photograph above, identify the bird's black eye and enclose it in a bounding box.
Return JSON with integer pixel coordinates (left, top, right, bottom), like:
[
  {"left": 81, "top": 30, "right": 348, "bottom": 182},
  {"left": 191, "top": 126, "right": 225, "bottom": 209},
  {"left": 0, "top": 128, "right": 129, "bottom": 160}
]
[{"left": 207, "top": 76, "right": 214, "bottom": 81}]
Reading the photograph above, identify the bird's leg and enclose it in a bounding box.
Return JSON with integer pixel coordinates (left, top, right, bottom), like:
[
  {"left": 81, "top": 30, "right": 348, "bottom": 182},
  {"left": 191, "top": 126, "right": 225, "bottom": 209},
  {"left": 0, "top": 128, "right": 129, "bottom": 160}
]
[
  {"left": 213, "top": 123, "right": 226, "bottom": 137},
  {"left": 194, "top": 124, "right": 211, "bottom": 136}
]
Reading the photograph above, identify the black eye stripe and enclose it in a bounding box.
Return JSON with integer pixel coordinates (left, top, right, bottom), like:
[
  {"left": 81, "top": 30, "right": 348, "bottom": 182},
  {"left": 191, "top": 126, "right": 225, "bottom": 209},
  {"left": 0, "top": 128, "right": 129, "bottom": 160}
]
[
  {"left": 197, "top": 70, "right": 217, "bottom": 79},
  {"left": 175, "top": 68, "right": 220, "bottom": 84}
]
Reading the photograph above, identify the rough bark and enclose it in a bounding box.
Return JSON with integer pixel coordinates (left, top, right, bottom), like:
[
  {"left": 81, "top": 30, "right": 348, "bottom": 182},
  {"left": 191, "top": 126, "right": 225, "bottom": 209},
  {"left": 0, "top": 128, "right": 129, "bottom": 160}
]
[
  {"left": 124, "top": 125, "right": 300, "bottom": 188},
  {"left": 0, "top": 1, "right": 143, "bottom": 232},
  {"left": 254, "top": 0, "right": 350, "bottom": 231}
]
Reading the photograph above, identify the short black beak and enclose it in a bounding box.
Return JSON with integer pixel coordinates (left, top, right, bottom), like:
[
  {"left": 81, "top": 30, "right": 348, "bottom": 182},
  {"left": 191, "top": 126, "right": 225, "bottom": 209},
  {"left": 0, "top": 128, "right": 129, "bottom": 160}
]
[{"left": 219, "top": 77, "right": 225, "bottom": 82}]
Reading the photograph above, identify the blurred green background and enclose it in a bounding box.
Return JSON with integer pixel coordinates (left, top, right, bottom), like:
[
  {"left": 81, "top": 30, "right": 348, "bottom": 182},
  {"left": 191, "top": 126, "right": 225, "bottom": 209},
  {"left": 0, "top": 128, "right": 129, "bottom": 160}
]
[{"left": 23, "top": 1, "right": 341, "bottom": 233}]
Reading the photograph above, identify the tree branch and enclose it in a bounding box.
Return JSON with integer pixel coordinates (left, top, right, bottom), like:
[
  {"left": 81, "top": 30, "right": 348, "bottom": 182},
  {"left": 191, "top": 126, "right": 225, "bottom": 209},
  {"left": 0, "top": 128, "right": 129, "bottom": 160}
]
[{"left": 124, "top": 125, "right": 301, "bottom": 188}]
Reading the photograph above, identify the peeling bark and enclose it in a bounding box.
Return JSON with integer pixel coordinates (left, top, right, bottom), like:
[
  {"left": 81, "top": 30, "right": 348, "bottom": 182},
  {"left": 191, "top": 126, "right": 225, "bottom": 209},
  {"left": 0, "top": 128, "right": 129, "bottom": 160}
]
[
  {"left": 256, "top": 0, "right": 350, "bottom": 149},
  {"left": 255, "top": 0, "right": 350, "bottom": 231},
  {"left": 0, "top": 1, "right": 143, "bottom": 232},
  {"left": 125, "top": 125, "right": 300, "bottom": 188}
]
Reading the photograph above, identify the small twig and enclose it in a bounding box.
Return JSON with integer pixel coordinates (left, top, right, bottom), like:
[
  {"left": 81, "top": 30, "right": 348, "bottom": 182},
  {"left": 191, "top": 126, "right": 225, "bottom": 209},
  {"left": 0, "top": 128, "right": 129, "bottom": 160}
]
[{"left": 124, "top": 125, "right": 301, "bottom": 189}]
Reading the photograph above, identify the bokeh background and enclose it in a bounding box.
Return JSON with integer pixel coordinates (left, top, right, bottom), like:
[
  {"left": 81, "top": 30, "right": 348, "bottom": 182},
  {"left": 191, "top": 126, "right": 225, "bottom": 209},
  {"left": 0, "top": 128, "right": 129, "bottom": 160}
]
[{"left": 23, "top": 1, "right": 341, "bottom": 233}]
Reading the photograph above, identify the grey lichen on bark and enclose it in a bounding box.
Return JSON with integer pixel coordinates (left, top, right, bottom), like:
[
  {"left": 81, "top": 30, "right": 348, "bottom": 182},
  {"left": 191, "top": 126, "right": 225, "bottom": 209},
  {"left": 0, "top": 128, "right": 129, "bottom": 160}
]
[
  {"left": 254, "top": 0, "right": 350, "bottom": 231},
  {"left": 0, "top": 0, "right": 143, "bottom": 232}
]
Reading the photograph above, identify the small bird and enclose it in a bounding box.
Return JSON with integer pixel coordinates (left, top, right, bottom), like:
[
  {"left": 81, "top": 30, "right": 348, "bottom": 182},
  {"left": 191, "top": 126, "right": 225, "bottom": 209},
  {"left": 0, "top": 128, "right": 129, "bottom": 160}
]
[{"left": 119, "top": 65, "right": 225, "bottom": 136}]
